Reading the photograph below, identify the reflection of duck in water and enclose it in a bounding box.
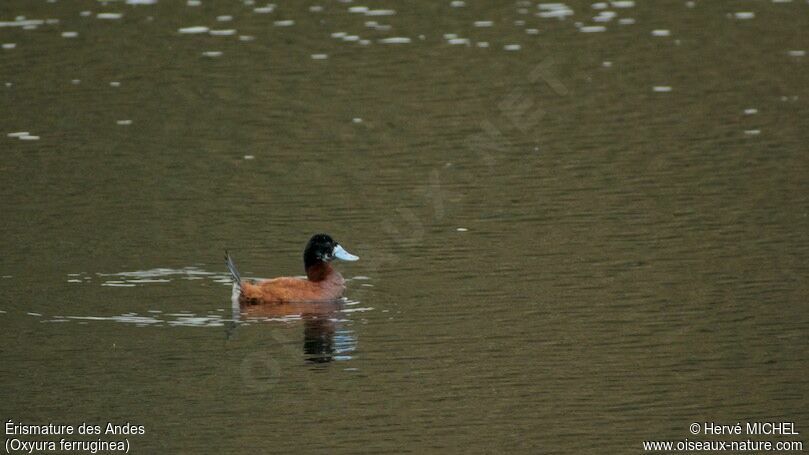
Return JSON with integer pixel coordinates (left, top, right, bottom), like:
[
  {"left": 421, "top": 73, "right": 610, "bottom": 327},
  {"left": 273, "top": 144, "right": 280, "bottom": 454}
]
[
  {"left": 227, "top": 297, "right": 355, "bottom": 364},
  {"left": 303, "top": 315, "right": 337, "bottom": 363},
  {"left": 225, "top": 234, "right": 359, "bottom": 305}
]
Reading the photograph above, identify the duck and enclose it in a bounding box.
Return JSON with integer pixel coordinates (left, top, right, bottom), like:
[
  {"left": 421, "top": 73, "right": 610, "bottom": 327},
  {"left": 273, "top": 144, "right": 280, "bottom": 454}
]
[{"left": 225, "top": 234, "right": 359, "bottom": 305}]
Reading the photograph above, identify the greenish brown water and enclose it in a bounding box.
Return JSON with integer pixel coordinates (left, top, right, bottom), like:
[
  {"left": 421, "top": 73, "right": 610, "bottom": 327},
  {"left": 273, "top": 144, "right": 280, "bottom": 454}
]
[{"left": 1, "top": 1, "right": 808, "bottom": 453}]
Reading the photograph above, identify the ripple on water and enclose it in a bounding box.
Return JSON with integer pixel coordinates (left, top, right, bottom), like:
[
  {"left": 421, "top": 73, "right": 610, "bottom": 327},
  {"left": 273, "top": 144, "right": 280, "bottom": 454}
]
[{"left": 67, "top": 266, "right": 233, "bottom": 288}]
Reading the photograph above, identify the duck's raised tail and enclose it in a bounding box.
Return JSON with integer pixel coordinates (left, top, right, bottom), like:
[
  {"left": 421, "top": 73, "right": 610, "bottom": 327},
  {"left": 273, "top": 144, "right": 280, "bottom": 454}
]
[{"left": 225, "top": 250, "right": 242, "bottom": 290}]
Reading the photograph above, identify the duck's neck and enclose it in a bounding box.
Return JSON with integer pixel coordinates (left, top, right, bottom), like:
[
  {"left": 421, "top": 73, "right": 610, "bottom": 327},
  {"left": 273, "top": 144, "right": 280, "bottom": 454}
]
[{"left": 306, "top": 262, "right": 334, "bottom": 282}]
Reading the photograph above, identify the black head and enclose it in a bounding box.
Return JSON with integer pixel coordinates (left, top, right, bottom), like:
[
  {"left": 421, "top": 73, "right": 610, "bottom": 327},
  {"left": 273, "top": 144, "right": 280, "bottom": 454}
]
[{"left": 303, "top": 234, "right": 359, "bottom": 270}]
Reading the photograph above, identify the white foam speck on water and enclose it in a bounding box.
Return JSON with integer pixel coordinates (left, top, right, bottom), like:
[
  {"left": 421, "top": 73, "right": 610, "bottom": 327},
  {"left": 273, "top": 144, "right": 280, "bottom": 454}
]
[
  {"left": 274, "top": 20, "right": 294, "bottom": 26},
  {"left": 67, "top": 279, "right": 83, "bottom": 283},
  {"left": 217, "top": 15, "right": 233, "bottom": 22},
  {"left": 309, "top": 5, "right": 324, "bottom": 12},
  {"left": 331, "top": 31, "right": 347, "bottom": 38},
  {"left": 651, "top": 29, "right": 670, "bottom": 36},
  {"left": 504, "top": 44, "right": 522, "bottom": 51},
  {"left": 71, "top": 79, "right": 81, "bottom": 84},
  {"left": 19, "top": 135, "right": 40, "bottom": 140},
  {"left": 110, "top": 81, "right": 121, "bottom": 87},
  {"left": 450, "top": 1, "right": 466, "bottom": 7},
  {"left": 311, "top": 53, "right": 328, "bottom": 59},
  {"left": 476, "top": 41, "right": 490, "bottom": 48},
  {"left": 734, "top": 11, "right": 755, "bottom": 19},
  {"left": 352, "top": 118, "right": 363, "bottom": 123},
  {"left": 618, "top": 17, "right": 635, "bottom": 24},
  {"left": 244, "top": 155, "right": 255, "bottom": 160},
  {"left": 474, "top": 20, "right": 493, "bottom": 27},
  {"left": 349, "top": 6, "right": 368, "bottom": 13},
  {"left": 0, "top": 19, "right": 44, "bottom": 28},
  {"left": 117, "top": 120, "right": 132, "bottom": 125},
  {"left": 2, "top": 43, "right": 16, "bottom": 49},
  {"left": 28, "top": 312, "right": 43, "bottom": 317},
  {"left": 593, "top": 11, "right": 616, "bottom": 22},
  {"left": 61, "top": 31, "right": 78, "bottom": 38},
  {"left": 379, "top": 37, "right": 411, "bottom": 44},
  {"left": 365, "top": 9, "right": 395, "bottom": 16},
  {"left": 787, "top": 50, "right": 805, "bottom": 57},
  {"left": 79, "top": 11, "right": 92, "bottom": 17},
  {"left": 444, "top": 33, "right": 458, "bottom": 39},
  {"left": 448, "top": 38, "right": 470, "bottom": 45},
  {"left": 744, "top": 108, "right": 758, "bottom": 115},
  {"left": 102, "top": 283, "right": 137, "bottom": 287},
  {"left": 580, "top": 25, "right": 606, "bottom": 32},
  {"left": 202, "top": 51, "right": 223, "bottom": 57},
  {"left": 592, "top": 2, "right": 608, "bottom": 9},
  {"left": 253, "top": 4, "right": 275, "bottom": 13},
  {"left": 537, "top": 3, "right": 574, "bottom": 19},
  {"left": 744, "top": 129, "right": 761, "bottom": 136},
  {"left": 525, "top": 28, "right": 539, "bottom": 34},
  {"left": 653, "top": 86, "right": 672, "bottom": 92},
  {"left": 611, "top": 1, "right": 635, "bottom": 7},
  {"left": 342, "top": 35, "right": 360, "bottom": 42},
  {"left": 97, "top": 13, "right": 123, "bottom": 19},
  {"left": 126, "top": 0, "right": 157, "bottom": 4},
  {"left": 457, "top": 227, "right": 468, "bottom": 232},
  {"left": 8, "top": 132, "right": 29, "bottom": 137},
  {"left": 239, "top": 35, "right": 255, "bottom": 41},
  {"left": 187, "top": 0, "right": 201, "bottom": 6},
  {"left": 603, "top": 61, "right": 613, "bottom": 67}
]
